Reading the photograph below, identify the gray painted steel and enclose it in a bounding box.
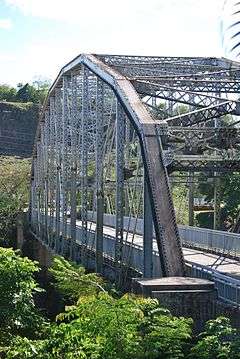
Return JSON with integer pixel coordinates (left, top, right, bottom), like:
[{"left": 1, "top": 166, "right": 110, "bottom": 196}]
[{"left": 30, "top": 54, "right": 240, "bottom": 285}]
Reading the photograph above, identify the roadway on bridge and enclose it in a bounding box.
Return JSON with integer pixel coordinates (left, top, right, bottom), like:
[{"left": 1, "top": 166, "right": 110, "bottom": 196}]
[{"left": 75, "top": 219, "right": 240, "bottom": 279}]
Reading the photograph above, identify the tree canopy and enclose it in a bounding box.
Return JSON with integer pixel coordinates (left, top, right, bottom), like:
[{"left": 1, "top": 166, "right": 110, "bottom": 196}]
[{"left": 0, "top": 79, "right": 51, "bottom": 104}]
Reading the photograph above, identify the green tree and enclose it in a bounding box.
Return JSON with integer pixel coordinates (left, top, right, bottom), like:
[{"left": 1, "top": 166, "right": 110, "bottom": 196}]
[
  {"left": 189, "top": 317, "right": 240, "bottom": 359},
  {"left": 15, "top": 80, "right": 50, "bottom": 104},
  {"left": 6, "top": 294, "right": 192, "bottom": 359},
  {"left": 49, "top": 256, "right": 105, "bottom": 301},
  {"left": 196, "top": 173, "right": 240, "bottom": 230},
  {"left": 15, "top": 83, "right": 38, "bottom": 103},
  {"left": 0, "top": 247, "right": 46, "bottom": 345},
  {"left": 0, "top": 84, "right": 17, "bottom": 101},
  {"left": 32, "top": 78, "right": 51, "bottom": 104}
]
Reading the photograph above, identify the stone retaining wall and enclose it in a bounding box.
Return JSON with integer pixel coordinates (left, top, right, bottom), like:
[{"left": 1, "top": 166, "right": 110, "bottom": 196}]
[{"left": 0, "top": 101, "right": 38, "bottom": 157}]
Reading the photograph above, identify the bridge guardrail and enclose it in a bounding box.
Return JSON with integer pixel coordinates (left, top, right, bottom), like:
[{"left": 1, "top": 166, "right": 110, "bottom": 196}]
[
  {"left": 186, "top": 260, "right": 240, "bottom": 307},
  {"left": 31, "top": 217, "right": 240, "bottom": 307},
  {"left": 179, "top": 225, "right": 240, "bottom": 257},
  {"left": 87, "top": 211, "right": 240, "bottom": 257}
]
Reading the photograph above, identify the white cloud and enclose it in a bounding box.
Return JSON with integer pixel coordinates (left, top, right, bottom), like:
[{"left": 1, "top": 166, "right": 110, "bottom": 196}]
[
  {"left": 5, "top": 0, "right": 222, "bottom": 24},
  {"left": 1, "top": 0, "right": 226, "bottom": 86},
  {"left": 0, "top": 18, "right": 13, "bottom": 29}
]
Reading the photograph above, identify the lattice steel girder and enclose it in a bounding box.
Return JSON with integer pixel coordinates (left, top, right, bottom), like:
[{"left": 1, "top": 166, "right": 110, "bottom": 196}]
[
  {"left": 168, "top": 156, "right": 240, "bottom": 173},
  {"left": 97, "top": 54, "right": 240, "bottom": 69},
  {"left": 112, "top": 64, "right": 240, "bottom": 79},
  {"left": 133, "top": 81, "right": 230, "bottom": 109},
  {"left": 164, "top": 101, "right": 236, "bottom": 127},
  {"left": 140, "top": 79, "right": 240, "bottom": 93},
  {"left": 165, "top": 126, "right": 240, "bottom": 149}
]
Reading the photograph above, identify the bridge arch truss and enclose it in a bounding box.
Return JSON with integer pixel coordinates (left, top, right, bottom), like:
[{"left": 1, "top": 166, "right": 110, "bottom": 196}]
[{"left": 30, "top": 54, "right": 240, "bottom": 282}]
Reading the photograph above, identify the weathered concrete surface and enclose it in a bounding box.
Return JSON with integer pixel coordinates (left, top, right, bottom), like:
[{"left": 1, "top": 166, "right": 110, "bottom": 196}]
[
  {"left": 133, "top": 276, "right": 215, "bottom": 295},
  {"left": 132, "top": 276, "right": 217, "bottom": 331},
  {"left": 153, "top": 289, "right": 216, "bottom": 332},
  {"left": 132, "top": 276, "right": 215, "bottom": 295}
]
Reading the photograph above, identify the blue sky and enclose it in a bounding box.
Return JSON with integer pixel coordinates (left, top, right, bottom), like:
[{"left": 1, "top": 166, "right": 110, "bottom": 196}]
[{"left": 0, "top": 0, "right": 224, "bottom": 86}]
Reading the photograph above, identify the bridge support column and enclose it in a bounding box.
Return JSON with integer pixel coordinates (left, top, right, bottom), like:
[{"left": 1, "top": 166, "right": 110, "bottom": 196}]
[{"left": 143, "top": 178, "right": 153, "bottom": 278}]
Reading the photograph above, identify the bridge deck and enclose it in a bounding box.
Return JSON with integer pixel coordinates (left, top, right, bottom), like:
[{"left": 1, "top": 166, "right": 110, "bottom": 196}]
[{"left": 75, "top": 219, "right": 240, "bottom": 279}]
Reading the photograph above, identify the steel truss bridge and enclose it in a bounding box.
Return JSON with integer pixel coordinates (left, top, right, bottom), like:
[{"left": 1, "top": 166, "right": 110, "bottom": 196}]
[{"left": 30, "top": 54, "right": 240, "bottom": 297}]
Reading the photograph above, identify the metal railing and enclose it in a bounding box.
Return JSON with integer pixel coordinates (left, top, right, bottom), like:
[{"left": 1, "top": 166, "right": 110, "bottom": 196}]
[
  {"left": 179, "top": 225, "right": 240, "bottom": 257},
  {"left": 87, "top": 211, "right": 240, "bottom": 257},
  {"left": 186, "top": 260, "right": 240, "bottom": 307},
  {"left": 31, "top": 216, "right": 240, "bottom": 307}
]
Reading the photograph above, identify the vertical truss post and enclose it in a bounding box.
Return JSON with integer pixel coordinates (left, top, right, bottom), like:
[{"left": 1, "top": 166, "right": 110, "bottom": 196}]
[
  {"left": 143, "top": 175, "right": 153, "bottom": 278},
  {"left": 125, "top": 121, "right": 131, "bottom": 216},
  {"left": 95, "top": 79, "right": 104, "bottom": 273},
  {"left": 214, "top": 104, "right": 221, "bottom": 230},
  {"left": 61, "top": 75, "right": 69, "bottom": 254},
  {"left": 188, "top": 94, "right": 194, "bottom": 227},
  {"left": 152, "top": 96, "right": 156, "bottom": 107},
  {"left": 49, "top": 97, "right": 56, "bottom": 246},
  {"left": 214, "top": 177, "right": 221, "bottom": 230},
  {"left": 115, "top": 100, "right": 125, "bottom": 284},
  {"left": 81, "top": 66, "right": 89, "bottom": 265},
  {"left": 70, "top": 74, "right": 78, "bottom": 260},
  {"left": 55, "top": 88, "right": 62, "bottom": 251},
  {"left": 37, "top": 141, "right": 44, "bottom": 242},
  {"left": 188, "top": 173, "right": 194, "bottom": 226},
  {"left": 30, "top": 159, "right": 36, "bottom": 230},
  {"left": 41, "top": 119, "right": 49, "bottom": 244}
]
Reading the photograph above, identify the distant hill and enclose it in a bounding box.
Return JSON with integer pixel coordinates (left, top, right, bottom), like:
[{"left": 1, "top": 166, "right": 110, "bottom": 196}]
[{"left": 0, "top": 102, "right": 38, "bottom": 157}]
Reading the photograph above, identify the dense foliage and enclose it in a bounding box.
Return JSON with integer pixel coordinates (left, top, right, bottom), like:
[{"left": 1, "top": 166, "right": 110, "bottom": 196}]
[
  {"left": 0, "top": 248, "right": 46, "bottom": 348},
  {"left": 189, "top": 317, "right": 240, "bottom": 359},
  {"left": 49, "top": 256, "right": 105, "bottom": 300},
  {"left": 0, "top": 80, "right": 50, "bottom": 104},
  {"left": 0, "top": 249, "right": 239, "bottom": 358},
  {"left": 195, "top": 173, "right": 240, "bottom": 229},
  {"left": 6, "top": 294, "right": 192, "bottom": 359}
]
